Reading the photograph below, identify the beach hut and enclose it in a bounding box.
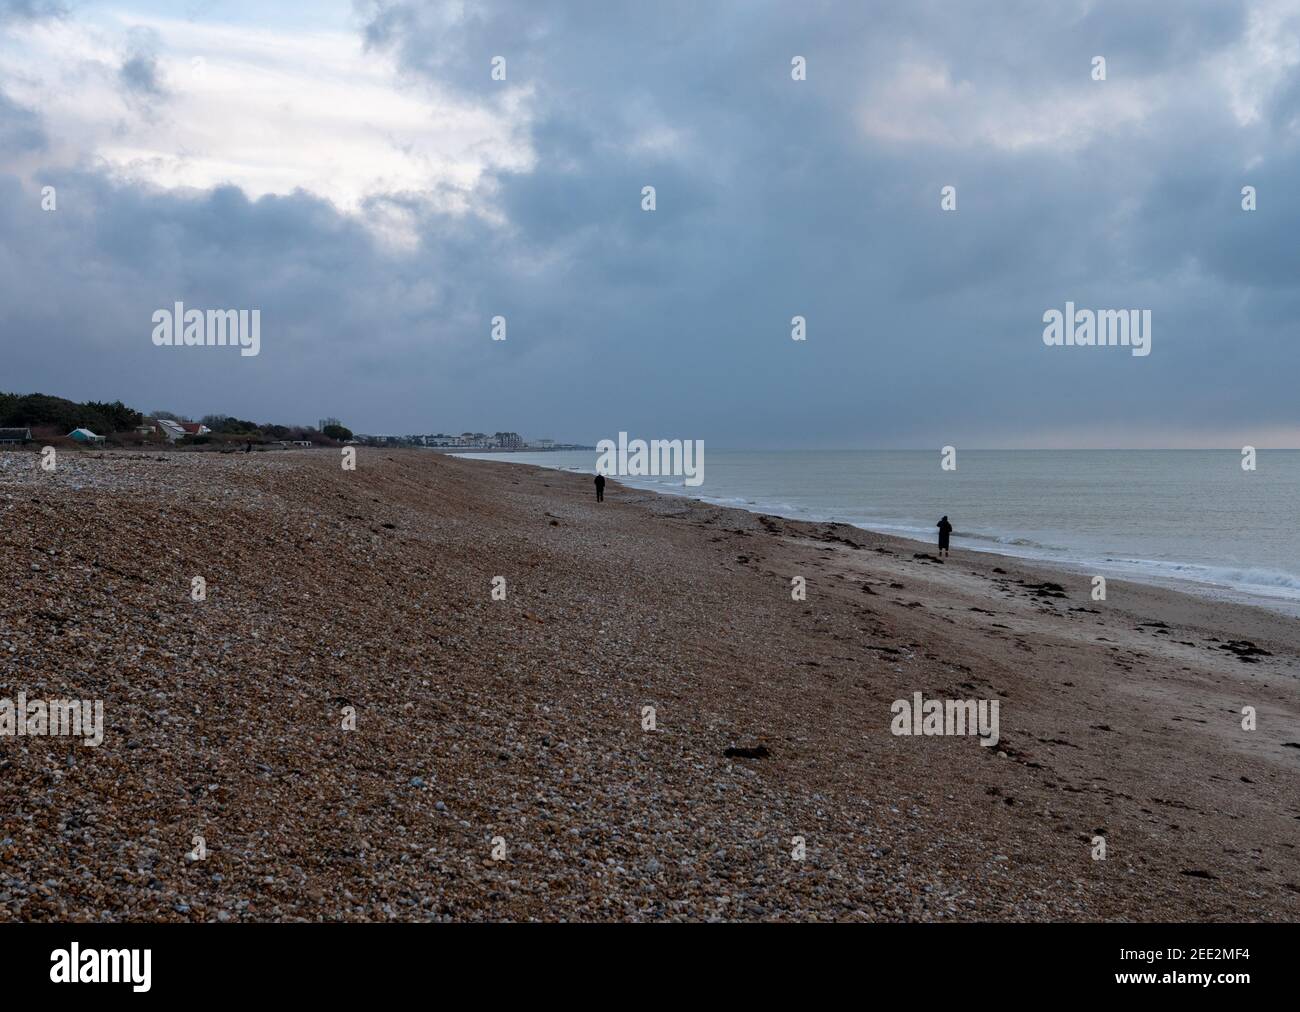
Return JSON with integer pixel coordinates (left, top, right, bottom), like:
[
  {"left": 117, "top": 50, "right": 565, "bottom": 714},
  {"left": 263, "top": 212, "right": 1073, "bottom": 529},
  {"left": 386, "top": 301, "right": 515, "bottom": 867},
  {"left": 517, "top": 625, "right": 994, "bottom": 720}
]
[
  {"left": 0, "top": 427, "right": 31, "bottom": 445},
  {"left": 68, "top": 428, "right": 106, "bottom": 444}
]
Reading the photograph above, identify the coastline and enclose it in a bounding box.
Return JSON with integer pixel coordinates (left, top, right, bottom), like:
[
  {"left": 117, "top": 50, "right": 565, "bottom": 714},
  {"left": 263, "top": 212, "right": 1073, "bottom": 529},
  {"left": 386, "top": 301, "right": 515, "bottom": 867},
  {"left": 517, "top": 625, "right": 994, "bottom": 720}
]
[
  {"left": 451, "top": 449, "right": 1300, "bottom": 618},
  {"left": 2, "top": 448, "right": 1297, "bottom": 921}
]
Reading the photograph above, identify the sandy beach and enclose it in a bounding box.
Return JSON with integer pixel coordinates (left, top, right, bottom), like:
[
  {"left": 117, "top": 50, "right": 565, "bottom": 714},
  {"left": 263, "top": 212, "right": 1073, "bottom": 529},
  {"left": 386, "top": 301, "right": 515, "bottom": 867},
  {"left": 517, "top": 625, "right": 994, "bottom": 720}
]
[{"left": 1, "top": 447, "right": 1297, "bottom": 922}]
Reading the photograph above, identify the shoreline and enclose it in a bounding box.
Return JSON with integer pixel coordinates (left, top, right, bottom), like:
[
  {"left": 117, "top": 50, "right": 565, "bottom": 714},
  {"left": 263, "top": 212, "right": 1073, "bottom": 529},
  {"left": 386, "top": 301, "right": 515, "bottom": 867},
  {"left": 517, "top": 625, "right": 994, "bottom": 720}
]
[
  {"left": 450, "top": 450, "right": 1300, "bottom": 619},
  {"left": 2, "top": 449, "right": 1297, "bottom": 921}
]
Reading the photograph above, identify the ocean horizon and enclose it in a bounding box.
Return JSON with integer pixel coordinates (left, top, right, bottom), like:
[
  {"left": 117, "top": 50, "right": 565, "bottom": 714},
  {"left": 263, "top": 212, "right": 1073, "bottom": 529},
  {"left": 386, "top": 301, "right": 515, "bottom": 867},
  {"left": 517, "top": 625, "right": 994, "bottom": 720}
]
[{"left": 455, "top": 448, "right": 1300, "bottom": 614}]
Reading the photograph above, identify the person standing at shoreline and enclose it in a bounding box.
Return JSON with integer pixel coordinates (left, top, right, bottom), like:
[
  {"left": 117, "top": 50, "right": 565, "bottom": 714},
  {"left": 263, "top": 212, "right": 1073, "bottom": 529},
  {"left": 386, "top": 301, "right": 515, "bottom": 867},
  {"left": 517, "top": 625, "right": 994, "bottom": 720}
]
[
  {"left": 936, "top": 515, "right": 953, "bottom": 557},
  {"left": 595, "top": 473, "right": 606, "bottom": 503}
]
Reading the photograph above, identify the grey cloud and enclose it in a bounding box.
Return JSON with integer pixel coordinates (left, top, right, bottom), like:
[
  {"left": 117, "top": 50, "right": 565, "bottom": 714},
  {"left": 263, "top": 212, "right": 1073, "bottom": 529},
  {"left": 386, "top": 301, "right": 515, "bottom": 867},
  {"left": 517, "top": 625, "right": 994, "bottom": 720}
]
[
  {"left": 4, "top": 1, "right": 1299, "bottom": 446},
  {"left": 339, "top": 0, "right": 1299, "bottom": 444},
  {"left": 0, "top": 0, "right": 67, "bottom": 25},
  {"left": 118, "top": 27, "right": 168, "bottom": 103},
  {"left": 0, "top": 89, "right": 45, "bottom": 152}
]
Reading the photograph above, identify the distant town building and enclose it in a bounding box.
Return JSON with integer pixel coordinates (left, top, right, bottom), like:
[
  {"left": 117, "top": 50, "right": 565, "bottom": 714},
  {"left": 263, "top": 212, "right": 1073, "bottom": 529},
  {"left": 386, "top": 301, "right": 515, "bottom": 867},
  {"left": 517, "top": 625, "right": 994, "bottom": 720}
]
[
  {"left": 417, "top": 433, "right": 463, "bottom": 447},
  {"left": 349, "top": 430, "right": 588, "bottom": 450},
  {"left": 0, "top": 428, "right": 31, "bottom": 445}
]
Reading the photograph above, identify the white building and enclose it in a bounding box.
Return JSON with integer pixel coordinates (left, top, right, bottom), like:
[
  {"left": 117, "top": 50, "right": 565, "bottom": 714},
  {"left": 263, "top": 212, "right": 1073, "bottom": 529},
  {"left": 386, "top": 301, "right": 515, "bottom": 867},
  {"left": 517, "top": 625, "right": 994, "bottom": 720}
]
[{"left": 155, "top": 419, "right": 187, "bottom": 442}]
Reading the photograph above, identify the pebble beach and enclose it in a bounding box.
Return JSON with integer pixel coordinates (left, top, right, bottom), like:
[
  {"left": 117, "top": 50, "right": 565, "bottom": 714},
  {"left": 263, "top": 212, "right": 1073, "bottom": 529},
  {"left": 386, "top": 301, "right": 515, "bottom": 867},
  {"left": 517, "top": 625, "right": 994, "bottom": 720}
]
[{"left": 1, "top": 448, "right": 1297, "bottom": 922}]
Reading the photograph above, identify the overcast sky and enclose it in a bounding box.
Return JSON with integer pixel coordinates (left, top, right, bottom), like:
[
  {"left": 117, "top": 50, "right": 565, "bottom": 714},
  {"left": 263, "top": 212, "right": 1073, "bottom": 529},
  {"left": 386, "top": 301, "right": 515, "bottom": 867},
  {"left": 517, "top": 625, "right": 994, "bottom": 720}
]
[{"left": 2, "top": 0, "right": 1298, "bottom": 447}]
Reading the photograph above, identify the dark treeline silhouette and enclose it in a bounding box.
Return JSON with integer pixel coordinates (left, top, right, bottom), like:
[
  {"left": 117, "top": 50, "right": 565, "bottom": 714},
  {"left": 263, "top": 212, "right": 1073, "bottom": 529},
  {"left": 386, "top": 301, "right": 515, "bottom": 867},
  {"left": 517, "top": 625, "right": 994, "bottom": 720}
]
[
  {"left": 0, "top": 390, "right": 346, "bottom": 444},
  {"left": 0, "top": 392, "right": 142, "bottom": 436}
]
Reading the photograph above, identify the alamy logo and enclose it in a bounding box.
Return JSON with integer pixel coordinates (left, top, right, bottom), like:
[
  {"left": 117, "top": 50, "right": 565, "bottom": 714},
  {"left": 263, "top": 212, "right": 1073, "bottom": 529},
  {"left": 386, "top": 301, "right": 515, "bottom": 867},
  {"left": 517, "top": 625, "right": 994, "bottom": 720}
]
[
  {"left": 1042, "top": 302, "right": 1151, "bottom": 357},
  {"left": 0, "top": 692, "right": 102, "bottom": 747},
  {"left": 152, "top": 302, "right": 261, "bottom": 357},
  {"left": 595, "top": 431, "right": 704, "bottom": 487},
  {"left": 50, "top": 944, "right": 151, "bottom": 991},
  {"left": 890, "top": 692, "right": 999, "bottom": 747}
]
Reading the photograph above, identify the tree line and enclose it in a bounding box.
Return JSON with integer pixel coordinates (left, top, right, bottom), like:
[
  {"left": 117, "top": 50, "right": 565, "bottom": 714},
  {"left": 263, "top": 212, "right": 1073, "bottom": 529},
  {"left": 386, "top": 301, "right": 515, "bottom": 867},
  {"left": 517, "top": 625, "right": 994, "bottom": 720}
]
[
  {"left": 0, "top": 392, "right": 351, "bottom": 442},
  {"left": 0, "top": 392, "right": 142, "bottom": 435}
]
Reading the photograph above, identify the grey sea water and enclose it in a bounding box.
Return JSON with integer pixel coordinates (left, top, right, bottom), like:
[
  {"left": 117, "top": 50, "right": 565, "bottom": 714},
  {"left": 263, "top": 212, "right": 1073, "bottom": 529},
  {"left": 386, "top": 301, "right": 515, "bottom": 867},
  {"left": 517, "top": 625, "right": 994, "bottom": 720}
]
[{"left": 455, "top": 449, "right": 1300, "bottom": 614}]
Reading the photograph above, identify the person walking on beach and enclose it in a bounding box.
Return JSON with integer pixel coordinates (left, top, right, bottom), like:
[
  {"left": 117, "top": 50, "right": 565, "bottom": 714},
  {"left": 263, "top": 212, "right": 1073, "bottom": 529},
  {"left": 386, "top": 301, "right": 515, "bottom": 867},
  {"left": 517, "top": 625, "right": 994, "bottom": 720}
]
[
  {"left": 936, "top": 515, "right": 953, "bottom": 557},
  {"left": 594, "top": 473, "right": 606, "bottom": 503}
]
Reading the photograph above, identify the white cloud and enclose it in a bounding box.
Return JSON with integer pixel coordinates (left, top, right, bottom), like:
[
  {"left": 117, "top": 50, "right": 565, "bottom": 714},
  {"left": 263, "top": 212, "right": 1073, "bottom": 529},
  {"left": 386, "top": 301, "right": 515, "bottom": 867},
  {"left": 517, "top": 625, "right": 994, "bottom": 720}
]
[
  {"left": 858, "top": 59, "right": 1152, "bottom": 152},
  {"left": 1218, "top": 0, "right": 1300, "bottom": 127},
  {"left": 0, "top": 11, "right": 535, "bottom": 223},
  {"left": 860, "top": 3, "right": 1300, "bottom": 154}
]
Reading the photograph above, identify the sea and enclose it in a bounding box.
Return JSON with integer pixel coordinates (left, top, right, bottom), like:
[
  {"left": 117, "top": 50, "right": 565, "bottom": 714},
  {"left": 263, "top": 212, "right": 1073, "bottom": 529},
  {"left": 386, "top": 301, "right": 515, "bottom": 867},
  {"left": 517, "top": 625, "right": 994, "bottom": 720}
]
[{"left": 453, "top": 449, "right": 1300, "bottom": 616}]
